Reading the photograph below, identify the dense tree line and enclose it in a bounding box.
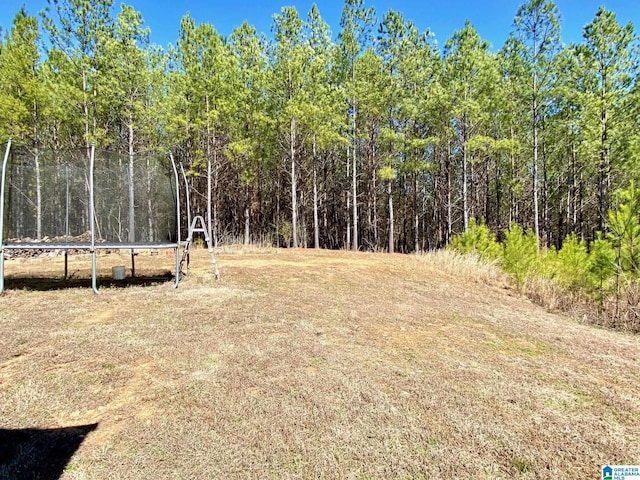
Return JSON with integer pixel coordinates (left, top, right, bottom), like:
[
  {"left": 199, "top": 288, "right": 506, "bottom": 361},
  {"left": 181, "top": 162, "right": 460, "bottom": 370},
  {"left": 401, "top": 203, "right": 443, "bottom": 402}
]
[{"left": 0, "top": 0, "right": 638, "bottom": 251}]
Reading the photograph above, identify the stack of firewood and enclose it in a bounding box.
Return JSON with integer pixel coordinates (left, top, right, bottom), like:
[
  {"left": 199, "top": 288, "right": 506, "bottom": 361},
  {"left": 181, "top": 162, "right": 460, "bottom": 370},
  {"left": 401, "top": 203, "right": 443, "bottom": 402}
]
[{"left": 3, "top": 231, "right": 103, "bottom": 259}]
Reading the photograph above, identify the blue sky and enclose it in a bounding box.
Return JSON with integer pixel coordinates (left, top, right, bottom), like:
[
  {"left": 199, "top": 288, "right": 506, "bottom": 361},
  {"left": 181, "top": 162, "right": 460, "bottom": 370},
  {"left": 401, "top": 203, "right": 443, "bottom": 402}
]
[{"left": 1, "top": 0, "right": 638, "bottom": 52}]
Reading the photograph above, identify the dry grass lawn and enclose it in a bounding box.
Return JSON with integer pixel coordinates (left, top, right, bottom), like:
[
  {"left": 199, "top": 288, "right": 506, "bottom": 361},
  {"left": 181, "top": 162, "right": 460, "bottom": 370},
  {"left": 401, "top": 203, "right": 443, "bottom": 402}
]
[{"left": 0, "top": 247, "right": 639, "bottom": 479}]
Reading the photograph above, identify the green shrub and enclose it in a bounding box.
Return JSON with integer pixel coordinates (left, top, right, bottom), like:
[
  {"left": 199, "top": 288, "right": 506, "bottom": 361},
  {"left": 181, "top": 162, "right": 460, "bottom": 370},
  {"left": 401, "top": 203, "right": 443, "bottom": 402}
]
[
  {"left": 554, "top": 233, "right": 590, "bottom": 290},
  {"left": 587, "top": 233, "right": 616, "bottom": 300},
  {"left": 502, "top": 223, "right": 538, "bottom": 290},
  {"left": 449, "top": 218, "right": 502, "bottom": 261},
  {"left": 608, "top": 181, "right": 640, "bottom": 278}
]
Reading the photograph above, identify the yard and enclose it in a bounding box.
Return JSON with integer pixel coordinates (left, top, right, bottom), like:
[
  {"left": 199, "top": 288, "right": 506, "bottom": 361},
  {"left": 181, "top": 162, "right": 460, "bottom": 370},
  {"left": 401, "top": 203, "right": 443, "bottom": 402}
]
[{"left": 1, "top": 248, "right": 638, "bottom": 479}]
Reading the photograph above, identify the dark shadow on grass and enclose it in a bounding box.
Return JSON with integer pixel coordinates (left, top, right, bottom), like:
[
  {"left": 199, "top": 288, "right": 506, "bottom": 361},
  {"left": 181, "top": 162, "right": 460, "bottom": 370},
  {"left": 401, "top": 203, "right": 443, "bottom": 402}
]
[
  {"left": 0, "top": 423, "right": 98, "bottom": 479},
  {"left": 3, "top": 272, "right": 175, "bottom": 292}
]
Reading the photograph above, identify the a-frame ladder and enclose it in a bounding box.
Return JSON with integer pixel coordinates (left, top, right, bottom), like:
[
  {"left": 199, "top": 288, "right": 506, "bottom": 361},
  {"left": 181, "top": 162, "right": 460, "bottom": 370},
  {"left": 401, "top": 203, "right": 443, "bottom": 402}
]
[{"left": 180, "top": 215, "right": 220, "bottom": 280}]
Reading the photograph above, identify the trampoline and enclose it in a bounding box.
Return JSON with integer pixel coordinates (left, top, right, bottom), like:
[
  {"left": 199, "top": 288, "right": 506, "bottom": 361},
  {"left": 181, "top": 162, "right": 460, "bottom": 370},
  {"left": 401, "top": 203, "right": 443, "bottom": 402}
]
[{"left": 0, "top": 139, "right": 190, "bottom": 293}]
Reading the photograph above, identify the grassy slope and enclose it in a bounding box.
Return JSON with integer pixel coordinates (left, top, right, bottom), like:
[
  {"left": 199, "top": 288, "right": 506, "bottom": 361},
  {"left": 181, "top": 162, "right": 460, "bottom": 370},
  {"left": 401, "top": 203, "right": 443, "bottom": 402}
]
[{"left": 0, "top": 248, "right": 638, "bottom": 479}]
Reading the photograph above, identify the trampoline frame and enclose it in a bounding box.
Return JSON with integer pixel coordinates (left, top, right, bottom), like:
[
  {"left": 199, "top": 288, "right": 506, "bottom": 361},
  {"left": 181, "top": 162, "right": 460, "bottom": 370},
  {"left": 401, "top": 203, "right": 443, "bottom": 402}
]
[{"left": 0, "top": 139, "right": 187, "bottom": 294}]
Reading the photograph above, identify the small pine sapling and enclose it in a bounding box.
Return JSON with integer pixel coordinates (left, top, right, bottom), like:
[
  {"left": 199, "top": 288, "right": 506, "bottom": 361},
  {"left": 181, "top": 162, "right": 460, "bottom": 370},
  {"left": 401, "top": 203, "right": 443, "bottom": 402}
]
[
  {"left": 588, "top": 233, "right": 616, "bottom": 305},
  {"left": 502, "top": 222, "right": 538, "bottom": 290},
  {"left": 555, "top": 233, "right": 590, "bottom": 291},
  {"left": 449, "top": 218, "right": 502, "bottom": 260}
]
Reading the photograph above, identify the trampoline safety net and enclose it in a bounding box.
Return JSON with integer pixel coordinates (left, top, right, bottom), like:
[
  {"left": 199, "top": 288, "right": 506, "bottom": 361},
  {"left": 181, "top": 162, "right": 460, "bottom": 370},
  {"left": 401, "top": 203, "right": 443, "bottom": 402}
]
[{"left": 3, "top": 146, "right": 177, "bottom": 244}]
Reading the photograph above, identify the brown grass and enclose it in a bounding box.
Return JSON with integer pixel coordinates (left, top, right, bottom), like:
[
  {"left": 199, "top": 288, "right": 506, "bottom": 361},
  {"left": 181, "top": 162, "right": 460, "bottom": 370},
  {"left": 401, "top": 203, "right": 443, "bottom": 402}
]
[
  {"left": 1, "top": 247, "right": 639, "bottom": 479},
  {"left": 523, "top": 271, "right": 640, "bottom": 333}
]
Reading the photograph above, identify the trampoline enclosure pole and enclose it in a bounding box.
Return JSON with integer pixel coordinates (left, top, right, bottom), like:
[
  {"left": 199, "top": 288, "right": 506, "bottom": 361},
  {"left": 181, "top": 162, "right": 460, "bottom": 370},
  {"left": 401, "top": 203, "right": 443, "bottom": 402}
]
[
  {"left": 180, "top": 162, "right": 192, "bottom": 242},
  {"left": 65, "top": 162, "right": 69, "bottom": 279},
  {"left": 0, "top": 139, "right": 13, "bottom": 294},
  {"left": 169, "top": 153, "right": 181, "bottom": 244},
  {"left": 89, "top": 144, "right": 99, "bottom": 294},
  {"left": 169, "top": 153, "right": 181, "bottom": 287}
]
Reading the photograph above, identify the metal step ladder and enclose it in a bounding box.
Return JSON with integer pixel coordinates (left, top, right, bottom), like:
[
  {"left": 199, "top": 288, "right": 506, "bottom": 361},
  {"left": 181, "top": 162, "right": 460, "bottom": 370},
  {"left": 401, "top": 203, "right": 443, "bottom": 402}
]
[{"left": 180, "top": 215, "right": 220, "bottom": 280}]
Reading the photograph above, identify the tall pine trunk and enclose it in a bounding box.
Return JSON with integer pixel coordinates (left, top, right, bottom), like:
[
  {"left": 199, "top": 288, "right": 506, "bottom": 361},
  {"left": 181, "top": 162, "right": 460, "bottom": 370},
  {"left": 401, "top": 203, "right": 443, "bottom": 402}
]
[
  {"left": 462, "top": 128, "right": 469, "bottom": 231},
  {"left": 32, "top": 96, "right": 42, "bottom": 240},
  {"left": 346, "top": 144, "right": 351, "bottom": 250},
  {"left": 244, "top": 183, "right": 250, "bottom": 246},
  {"left": 532, "top": 33, "right": 540, "bottom": 245},
  {"left": 388, "top": 179, "right": 394, "bottom": 253},
  {"left": 290, "top": 116, "right": 298, "bottom": 248},
  {"left": 206, "top": 95, "right": 214, "bottom": 244},
  {"left": 146, "top": 156, "right": 153, "bottom": 241},
  {"left": 213, "top": 148, "right": 219, "bottom": 247},
  {"left": 312, "top": 138, "right": 320, "bottom": 249},
  {"left": 82, "top": 68, "right": 90, "bottom": 151},
  {"left": 128, "top": 118, "right": 135, "bottom": 243},
  {"left": 598, "top": 74, "right": 609, "bottom": 233},
  {"left": 352, "top": 109, "right": 358, "bottom": 251},
  {"left": 414, "top": 173, "right": 419, "bottom": 253},
  {"left": 447, "top": 141, "right": 453, "bottom": 240},
  {"left": 35, "top": 148, "right": 42, "bottom": 240}
]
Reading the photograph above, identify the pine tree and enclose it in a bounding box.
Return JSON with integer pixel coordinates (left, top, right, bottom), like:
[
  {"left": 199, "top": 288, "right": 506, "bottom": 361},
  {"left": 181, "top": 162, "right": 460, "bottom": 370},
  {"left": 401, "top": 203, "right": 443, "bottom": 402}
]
[
  {"left": 42, "top": 0, "right": 115, "bottom": 149},
  {"left": 579, "top": 7, "right": 637, "bottom": 232},
  {"left": 228, "top": 22, "right": 272, "bottom": 246},
  {"left": 512, "top": 0, "right": 561, "bottom": 243},
  {"left": 338, "top": 0, "right": 375, "bottom": 251},
  {"left": 502, "top": 222, "right": 539, "bottom": 289},
  {"left": 0, "top": 8, "right": 45, "bottom": 238},
  {"left": 377, "top": 10, "right": 438, "bottom": 252},
  {"left": 271, "top": 6, "right": 308, "bottom": 247},
  {"left": 303, "top": 5, "right": 344, "bottom": 249},
  {"left": 444, "top": 21, "right": 498, "bottom": 232}
]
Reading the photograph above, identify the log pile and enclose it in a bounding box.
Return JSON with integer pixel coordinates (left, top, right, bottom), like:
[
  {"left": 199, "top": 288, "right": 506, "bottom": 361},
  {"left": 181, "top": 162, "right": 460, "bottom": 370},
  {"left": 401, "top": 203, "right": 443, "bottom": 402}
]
[{"left": 3, "top": 231, "right": 105, "bottom": 259}]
